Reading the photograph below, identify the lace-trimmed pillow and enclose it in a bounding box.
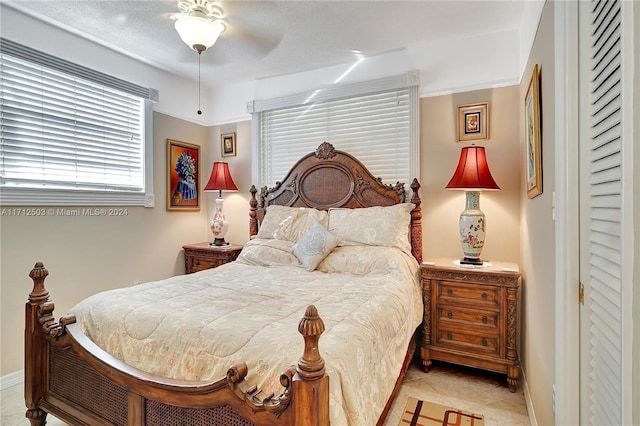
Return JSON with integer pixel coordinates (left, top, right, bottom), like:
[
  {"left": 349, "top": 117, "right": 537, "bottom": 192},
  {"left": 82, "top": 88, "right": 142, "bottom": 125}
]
[
  {"left": 257, "top": 205, "right": 329, "bottom": 242},
  {"left": 236, "top": 238, "right": 300, "bottom": 267},
  {"left": 292, "top": 222, "right": 340, "bottom": 271}
]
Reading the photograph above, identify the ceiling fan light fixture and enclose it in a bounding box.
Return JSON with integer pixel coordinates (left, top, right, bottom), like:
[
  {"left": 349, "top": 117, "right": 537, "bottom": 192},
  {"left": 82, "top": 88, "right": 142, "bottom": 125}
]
[
  {"left": 175, "top": 15, "right": 223, "bottom": 53},
  {"left": 174, "top": 0, "right": 226, "bottom": 115}
]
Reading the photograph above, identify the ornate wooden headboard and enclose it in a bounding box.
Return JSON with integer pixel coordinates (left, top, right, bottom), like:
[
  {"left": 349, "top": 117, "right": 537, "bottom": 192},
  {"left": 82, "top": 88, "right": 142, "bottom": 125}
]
[{"left": 248, "top": 142, "right": 422, "bottom": 263}]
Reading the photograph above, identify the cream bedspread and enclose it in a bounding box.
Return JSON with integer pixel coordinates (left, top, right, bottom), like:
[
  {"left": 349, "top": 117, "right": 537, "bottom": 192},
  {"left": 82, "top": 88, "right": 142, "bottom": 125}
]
[{"left": 71, "top": 243, "right": 422, "bottom": 425}]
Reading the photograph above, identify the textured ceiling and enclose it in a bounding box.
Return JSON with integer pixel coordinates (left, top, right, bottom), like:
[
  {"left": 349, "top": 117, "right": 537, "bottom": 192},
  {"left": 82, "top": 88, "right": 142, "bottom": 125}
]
[{"left": 3, "top": 1, "right": 533, "bottom": 88}]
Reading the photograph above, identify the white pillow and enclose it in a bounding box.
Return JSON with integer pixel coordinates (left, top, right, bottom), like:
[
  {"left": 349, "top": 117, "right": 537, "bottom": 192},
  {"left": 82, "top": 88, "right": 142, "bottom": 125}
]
[
  {"left": 257, "top": 205, "right": 329, "bottom": 242},
  {"left": 291, "top": 222, "right": 340, "bottom": 271},
  {"left": 328, "top": 203, "right": 414, "bottom": 253},
  {"left": 317, "top": 245, "right": 417, "bottom": 274},
  {"left": 236, "top": 238, "right": 300, "bottom": 267}
]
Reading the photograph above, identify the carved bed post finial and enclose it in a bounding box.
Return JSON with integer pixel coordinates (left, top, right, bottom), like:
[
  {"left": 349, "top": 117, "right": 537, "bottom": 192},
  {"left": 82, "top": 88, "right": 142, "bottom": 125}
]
[
  {"left": 296, "top": 305, "right": 325, "bottom": 380},
  {"left": 249, "top": 185, "right": 258, "bottom": 237},
  {"left": 28, "top": 262, "right": 49, "bottom": 305},
  {"left": 293, "top": 305, "right": 329, "bottom": 426},
  {"left": 410, "top": 178, "right": 421, "bottom": 205}
]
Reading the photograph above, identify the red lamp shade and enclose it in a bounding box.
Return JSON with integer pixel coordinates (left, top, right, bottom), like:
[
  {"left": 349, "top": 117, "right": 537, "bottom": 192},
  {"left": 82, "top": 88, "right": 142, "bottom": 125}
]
[
  {"left": 204, "top": 162, "right": 238, "bottom": 194},
  {"left": 445, "top": 146, "right": 500, "bottom": 191}
]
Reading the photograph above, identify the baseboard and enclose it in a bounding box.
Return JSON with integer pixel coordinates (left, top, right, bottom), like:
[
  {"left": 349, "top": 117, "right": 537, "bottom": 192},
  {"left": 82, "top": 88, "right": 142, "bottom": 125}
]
[
  {"left": 0, "top": 370, "right": 23, "bottom": 391},
  {"left": 520, "top": 366, "right": 538, "bottom": 426}
]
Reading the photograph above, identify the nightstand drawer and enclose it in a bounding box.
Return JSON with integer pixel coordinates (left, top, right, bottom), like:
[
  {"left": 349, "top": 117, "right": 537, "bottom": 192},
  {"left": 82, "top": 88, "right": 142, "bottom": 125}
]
[
  {"left": 437, "top": 306, "right": 498, "bottom": 329},
  {"left": 436, "top": 328, "right": 499, "bottom": 355},
  {"left": 437, "top": 281, "right": 500, "bottom": 308},
  {"left": 189, "top": 256, "right": 223, "bottom": 272}
]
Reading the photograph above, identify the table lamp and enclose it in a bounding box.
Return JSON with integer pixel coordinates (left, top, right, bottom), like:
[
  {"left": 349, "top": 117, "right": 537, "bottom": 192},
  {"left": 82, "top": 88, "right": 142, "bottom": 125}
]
[
  {"left": 204, "top": 162, "right": 238, "bottom": 246},
  {"left": 445, "top": 146, "right": 500, "bottom": 265}
]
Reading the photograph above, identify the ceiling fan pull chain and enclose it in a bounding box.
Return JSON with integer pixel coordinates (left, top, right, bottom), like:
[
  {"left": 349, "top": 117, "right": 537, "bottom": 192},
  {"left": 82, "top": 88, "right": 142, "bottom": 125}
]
[{"left": 197, "top": 51, "right": 202, "bottom": 115}]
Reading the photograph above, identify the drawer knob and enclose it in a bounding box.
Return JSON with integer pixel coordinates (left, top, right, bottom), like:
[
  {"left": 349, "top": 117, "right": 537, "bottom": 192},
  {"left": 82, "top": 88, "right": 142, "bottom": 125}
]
[
  {"left": 447, "top": 289, "right": 453, "bottom": 296},
  {"left": 447, "top": 333, "right": 452, "bottom": 340},
  {"left": 481, "top": 293, "right": 487, "bottom": 299},
  {"left": 482, "top": 338, "right": 487, "bottom": 346},
  {"left": 447, "top": 312, "right": 453, "bottom": 319},
  {"left": 482, "top": 316, "right": 488, "bottom": 324}
]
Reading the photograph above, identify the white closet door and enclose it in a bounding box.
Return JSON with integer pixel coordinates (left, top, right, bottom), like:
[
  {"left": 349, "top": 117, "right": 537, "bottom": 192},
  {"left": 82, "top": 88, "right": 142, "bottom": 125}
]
[{"left": 578, "top": 0, "right": 632, "bottom": 424}]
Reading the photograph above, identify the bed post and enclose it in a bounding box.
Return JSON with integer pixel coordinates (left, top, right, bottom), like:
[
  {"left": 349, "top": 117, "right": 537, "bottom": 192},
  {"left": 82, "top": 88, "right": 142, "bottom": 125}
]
[
  {"left": 410, "top": 178, "right": 423, "bottom": 264},
  {"left": 24, "top": 262, "right": 49, "bottom": 426},
  {"left": 249, "top": 184, "right": 258, "bottom": 237},
  {"left": 293, "top": 305, "right": 330, "bottom": 426}
]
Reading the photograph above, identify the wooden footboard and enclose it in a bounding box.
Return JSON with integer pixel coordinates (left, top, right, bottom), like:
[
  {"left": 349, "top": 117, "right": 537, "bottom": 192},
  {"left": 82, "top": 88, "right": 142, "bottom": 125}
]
[{"left": 25, "top": 262, "right": 329, "bottom": 426}]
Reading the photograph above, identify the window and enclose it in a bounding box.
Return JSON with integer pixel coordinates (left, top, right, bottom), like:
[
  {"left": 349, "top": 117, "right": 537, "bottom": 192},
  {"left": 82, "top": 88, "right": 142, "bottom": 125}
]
[
  {"left": 249, "top": 71, "right": 420, "bottom": 188},
  {"left": 0, "top": 38, "right": 155, "bottom": 206}
]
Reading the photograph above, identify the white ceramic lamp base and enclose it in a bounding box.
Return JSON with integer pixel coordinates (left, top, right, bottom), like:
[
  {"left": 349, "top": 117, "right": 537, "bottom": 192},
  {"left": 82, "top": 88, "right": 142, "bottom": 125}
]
[
  {"left": 458, "top": 191, "right": 486, "bottom": 265},
  {"left": 210, "top": 196, "right": 229, "bottom": 246}
]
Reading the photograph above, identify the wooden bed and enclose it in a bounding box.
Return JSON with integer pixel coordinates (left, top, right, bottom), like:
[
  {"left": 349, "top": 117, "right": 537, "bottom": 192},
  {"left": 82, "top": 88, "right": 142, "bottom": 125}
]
[{"left": 25, "top": 142, "right": 422, "bottom": 426}]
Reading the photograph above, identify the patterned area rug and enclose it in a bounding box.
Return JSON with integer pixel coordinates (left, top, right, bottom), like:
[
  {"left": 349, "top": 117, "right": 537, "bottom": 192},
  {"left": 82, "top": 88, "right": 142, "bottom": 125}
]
[{"left": 400, "top": 397, "right": 484, "bottom": 426}]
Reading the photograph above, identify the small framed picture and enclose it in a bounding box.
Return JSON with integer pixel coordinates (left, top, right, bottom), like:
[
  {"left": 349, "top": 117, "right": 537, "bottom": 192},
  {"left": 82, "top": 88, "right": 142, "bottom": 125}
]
[
  {"left": 457, "top": 102, "right": 489, "bottom": 142},
  {"left": 525, "top": 64, "right": 542, "bottom": 199},
  {"left": 167, "top": 139, "right": 200, "bottom": 211},
  {"left": 221, "top": 132, "right": 236, "bottom": 157}
]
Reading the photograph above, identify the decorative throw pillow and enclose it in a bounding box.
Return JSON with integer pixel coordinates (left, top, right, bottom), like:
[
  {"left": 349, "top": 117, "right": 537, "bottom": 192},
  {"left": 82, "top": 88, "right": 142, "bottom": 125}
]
[{"left": 291, "top": 222, "right": 340, "bottom": 271}]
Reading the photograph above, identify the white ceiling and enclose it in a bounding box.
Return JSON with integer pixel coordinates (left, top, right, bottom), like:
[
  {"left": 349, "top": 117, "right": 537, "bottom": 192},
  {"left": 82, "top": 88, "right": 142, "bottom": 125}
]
[{"left": 3, "top": 0, "right": 538, "bottom": 89}]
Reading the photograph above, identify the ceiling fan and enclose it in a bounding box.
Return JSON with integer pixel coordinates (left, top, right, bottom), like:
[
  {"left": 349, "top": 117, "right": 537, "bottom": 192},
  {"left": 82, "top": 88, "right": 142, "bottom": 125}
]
[
  {"left": 169, "top": 0, "right": 283, "bottom": 114},
  {"left": 173, "top": 0, "right": 226, "bottom": 54},
  {"left": 170, "top": 0, "right": 284, "bottom": 64}
]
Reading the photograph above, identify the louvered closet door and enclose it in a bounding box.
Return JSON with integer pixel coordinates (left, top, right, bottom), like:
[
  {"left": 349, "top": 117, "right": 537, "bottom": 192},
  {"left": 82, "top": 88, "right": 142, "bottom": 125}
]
[{"left": 578, "top": 0, "right": 628, "bottom": 424}]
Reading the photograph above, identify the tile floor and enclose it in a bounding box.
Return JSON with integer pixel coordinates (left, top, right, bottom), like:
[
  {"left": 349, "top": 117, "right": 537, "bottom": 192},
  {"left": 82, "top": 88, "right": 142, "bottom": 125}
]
[
  {"left": 1, "top": 360, "right": 529, "bottom": 426},
  {"left": 383, "top": 361, "right": 530, "bottom": 426}
]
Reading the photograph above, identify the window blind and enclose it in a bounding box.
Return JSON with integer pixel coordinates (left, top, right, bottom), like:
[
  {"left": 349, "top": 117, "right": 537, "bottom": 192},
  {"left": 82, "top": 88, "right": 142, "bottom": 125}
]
[
  {"left": 0, "top": 38, "right": 154, "bottom": 206},
  {"left": 251, "top": 71, "right": 419, "bottom": 188}
]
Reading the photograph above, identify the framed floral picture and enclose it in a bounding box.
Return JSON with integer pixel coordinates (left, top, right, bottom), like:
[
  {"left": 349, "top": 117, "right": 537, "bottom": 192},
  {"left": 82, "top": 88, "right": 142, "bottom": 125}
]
[
  {"left": 457, "top": 102, "right": 489, "bottom": 142},
  {"left": 221, "top": 132, "right": 236, "bottom": 157},
  {"left": 525, "top": 64, "right": 542, "bottom": 199},
  {"left": 167, "top": 139, "right": 200, "bottom": 211}
]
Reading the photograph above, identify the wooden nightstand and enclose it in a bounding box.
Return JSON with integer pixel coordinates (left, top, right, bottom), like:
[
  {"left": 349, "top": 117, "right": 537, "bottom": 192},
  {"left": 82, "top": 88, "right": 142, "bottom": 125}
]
[
  {"left": 182, "top": 242, "right": 243, "bottom": 274},
  {"left": 420, "top": 258, "right": 521, "bottom": 392}
]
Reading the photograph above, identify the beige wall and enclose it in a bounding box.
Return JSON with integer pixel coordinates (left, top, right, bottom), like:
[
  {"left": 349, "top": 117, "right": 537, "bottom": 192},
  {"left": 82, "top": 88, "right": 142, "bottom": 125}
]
[
  {"left": 519, "top": 1, "right": 556, "bottom": 425},
  {"left": 0, "top": 112, "right": 211, "bottom": 375},
  {"left": 420, "top": 86, "right": 521, "bottom": 263}
]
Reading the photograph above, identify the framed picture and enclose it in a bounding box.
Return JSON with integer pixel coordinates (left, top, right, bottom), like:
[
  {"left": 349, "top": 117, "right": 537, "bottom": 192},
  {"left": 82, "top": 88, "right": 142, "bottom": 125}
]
[
  {"left": 167, "top": 139, "right": 200, "bottom": 211},
  {"left": 525, "top": 64, "right": 542, "bottom": 199},
  {"left": 221, "top": 132, "right": 236, "bottom": 157},
  {"left": 457, "top": 102, "right": 489, "bottom": 142}
]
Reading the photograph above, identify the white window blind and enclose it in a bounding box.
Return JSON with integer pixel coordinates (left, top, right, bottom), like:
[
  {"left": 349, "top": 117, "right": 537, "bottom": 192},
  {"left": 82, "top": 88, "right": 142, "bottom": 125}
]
[
  {"left": 249, "top": 71, "right": 420, "bottom": 188},
  {"left": 0, "top": 38, "right": 155, "bottom": 206}
]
